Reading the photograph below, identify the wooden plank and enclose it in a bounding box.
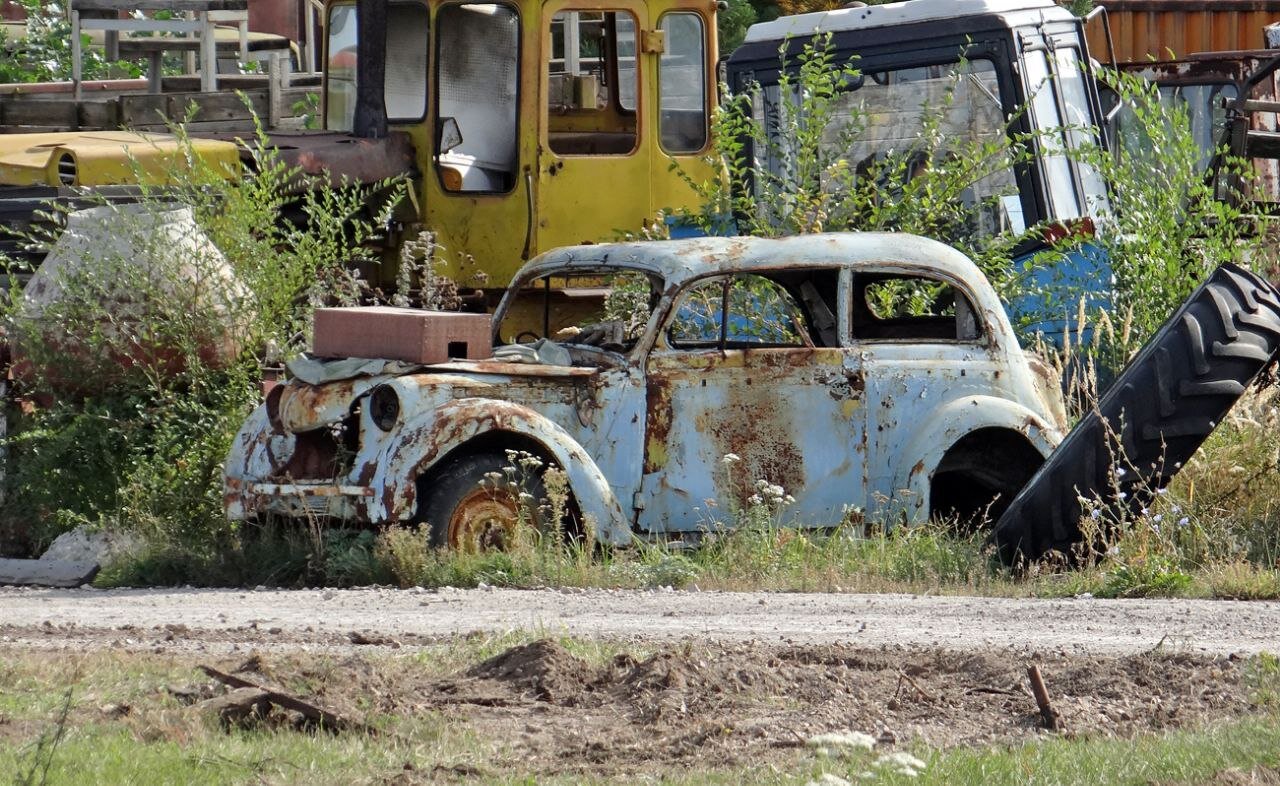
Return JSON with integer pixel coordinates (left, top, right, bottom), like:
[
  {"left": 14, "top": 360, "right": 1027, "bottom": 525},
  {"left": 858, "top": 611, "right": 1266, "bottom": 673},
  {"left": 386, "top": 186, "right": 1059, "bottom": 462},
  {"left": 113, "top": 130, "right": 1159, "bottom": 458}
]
[
  {"left": 119, "top": 93, "right": 169, "bottom": 126},
  {"left": 1243, "top": 99, "right": 1280, "bottom": 114},
  {"left": 1, "top": 100, "right": 80, "bottom": 129},
  {"left": 71, "top": 0, "right": 247, "bottom": 11},
  {"left": 0, "top": 558, "right": 99, "bottom": 588},
  {"left": 121, "top": 89, "right": 269, "bottom": 125},
  {"left": 1247, "top": 130, "right": 1280, "bottom": 159},
  {"left": 78, "top": 100, "right": 120, "bottom": 129}
]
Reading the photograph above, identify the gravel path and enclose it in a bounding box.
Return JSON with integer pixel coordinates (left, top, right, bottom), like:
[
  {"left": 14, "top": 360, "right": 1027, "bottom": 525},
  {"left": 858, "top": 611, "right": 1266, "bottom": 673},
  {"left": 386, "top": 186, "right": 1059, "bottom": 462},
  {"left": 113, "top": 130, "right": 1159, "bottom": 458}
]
[{"left": 2, "top": 586, "right": 1279, "bottom": 656}]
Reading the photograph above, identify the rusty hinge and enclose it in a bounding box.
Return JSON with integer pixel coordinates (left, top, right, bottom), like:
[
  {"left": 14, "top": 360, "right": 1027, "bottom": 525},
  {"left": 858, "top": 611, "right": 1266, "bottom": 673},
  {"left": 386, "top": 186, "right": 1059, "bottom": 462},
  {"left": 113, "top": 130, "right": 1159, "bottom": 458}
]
[{"left": 641, "top": 29, "right": 665, "bottom": 54}]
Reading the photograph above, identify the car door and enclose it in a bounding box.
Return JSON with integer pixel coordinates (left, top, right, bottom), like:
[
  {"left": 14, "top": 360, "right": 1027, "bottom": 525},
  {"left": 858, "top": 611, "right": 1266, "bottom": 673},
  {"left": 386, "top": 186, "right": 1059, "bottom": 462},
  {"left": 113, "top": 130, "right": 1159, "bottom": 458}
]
[
  {"left": 636, "top": 270, "right": 867, "bottom": 534},
  {"left": 424, "top": 0, "right": 532, "bottom": 288},
  {"left": 851, "top": 269, "right": 997, "bottom": 520}
]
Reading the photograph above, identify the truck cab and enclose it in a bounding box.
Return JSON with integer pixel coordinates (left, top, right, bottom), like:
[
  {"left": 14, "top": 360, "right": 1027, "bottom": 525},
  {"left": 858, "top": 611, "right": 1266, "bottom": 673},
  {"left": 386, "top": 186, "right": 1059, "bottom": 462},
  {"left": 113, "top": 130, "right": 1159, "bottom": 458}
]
[
  {"left": 726, "top": 0, "right": 1113, "bottom": 339},
  {"left": 318, "top": 0, "right": 719, "bottom": 292}
]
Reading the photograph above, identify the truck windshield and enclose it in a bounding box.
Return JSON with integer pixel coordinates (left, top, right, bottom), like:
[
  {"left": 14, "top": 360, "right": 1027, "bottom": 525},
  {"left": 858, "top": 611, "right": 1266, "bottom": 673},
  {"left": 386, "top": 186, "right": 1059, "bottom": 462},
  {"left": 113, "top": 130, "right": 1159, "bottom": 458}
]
[{"left": 753, "top": 57, "right": 1024, "bottom": 237}]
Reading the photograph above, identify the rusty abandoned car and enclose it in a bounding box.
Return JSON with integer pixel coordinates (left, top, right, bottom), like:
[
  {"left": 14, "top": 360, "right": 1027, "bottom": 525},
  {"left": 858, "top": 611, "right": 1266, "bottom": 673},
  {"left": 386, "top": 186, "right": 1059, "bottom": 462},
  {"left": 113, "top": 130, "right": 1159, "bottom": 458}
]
[{"left": 224, "top": 233, "right": 1069, "bottom": 549}]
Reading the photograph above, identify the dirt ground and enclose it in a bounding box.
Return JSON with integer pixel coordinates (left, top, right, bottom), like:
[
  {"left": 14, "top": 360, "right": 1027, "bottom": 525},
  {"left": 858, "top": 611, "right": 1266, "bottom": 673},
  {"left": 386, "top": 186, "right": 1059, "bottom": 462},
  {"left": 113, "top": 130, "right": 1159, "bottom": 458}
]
[{"left": 94, "top": 639, "right": 1267, "bottom": 780}]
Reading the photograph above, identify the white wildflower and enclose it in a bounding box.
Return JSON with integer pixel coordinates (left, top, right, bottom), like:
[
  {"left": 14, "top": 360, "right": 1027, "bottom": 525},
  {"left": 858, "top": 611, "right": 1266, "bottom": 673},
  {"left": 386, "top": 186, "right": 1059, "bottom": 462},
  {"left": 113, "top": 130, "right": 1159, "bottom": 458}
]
[
  {"left": 806, "top": 730, "right": 876, "bottom": 753},
  {"left": 722, "top": 453, "right": 742, "bottom": 464},
  {"left": 875, "top": 751, "right": 927, "bottom": 777}
]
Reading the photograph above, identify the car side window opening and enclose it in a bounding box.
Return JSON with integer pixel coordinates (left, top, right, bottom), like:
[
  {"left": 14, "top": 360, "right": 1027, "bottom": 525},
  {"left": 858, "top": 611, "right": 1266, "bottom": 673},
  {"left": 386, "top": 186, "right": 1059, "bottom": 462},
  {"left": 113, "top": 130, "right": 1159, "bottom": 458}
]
[
  {"left": 658, "top": 12, "right": 708, "bottom": 153},
  {"left": 325, "top": 1, "right": 429, "bottom": 132},
  {"left": 547, "top": 9, "right": 640, "bottom": 155},
  {"left": 435, "top": 3, "right": 520, "bottom": 193},
  {"left": 852, "top": 273, "right": 981, "bottom": 342},
  {"left": 668, "top": 274, "right": 810, "bottom": 348}
]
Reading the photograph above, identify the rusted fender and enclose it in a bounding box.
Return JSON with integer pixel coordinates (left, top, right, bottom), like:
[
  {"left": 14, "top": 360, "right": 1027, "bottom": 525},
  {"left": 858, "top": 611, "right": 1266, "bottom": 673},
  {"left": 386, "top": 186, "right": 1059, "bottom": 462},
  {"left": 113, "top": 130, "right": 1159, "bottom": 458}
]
[
  {"left": 892, "top": 395, "right": 1065, "bottom": 522},
  {"left": 224, "top": 404, "right": 277, "bottom": 521},
  {"left": 367, "top": 397, "right": 633, "bottom": 546}
]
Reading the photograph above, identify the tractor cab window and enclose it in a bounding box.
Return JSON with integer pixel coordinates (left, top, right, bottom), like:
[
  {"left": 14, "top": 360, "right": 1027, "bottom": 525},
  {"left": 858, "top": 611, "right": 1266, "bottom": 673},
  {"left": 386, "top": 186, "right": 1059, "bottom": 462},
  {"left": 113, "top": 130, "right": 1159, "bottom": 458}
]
[
  {"left": 324, "top": 1, "right": 429, "bottom": 132},
  {"left": 658, "top": 12, "right": 708, "bottom": 153},
  {"left": 547, "top": 9, "right": 640, "bottom": 156},
  {"left": 435, "top": 3, "right": 520, "bottom": 193},
  {"left": 496, "top": 271, "right": 660, "bottom": 354},
  {"left": 851, "top": 273, "right": 981, "bottom": 342},
  {"left": 668, "top": 274, "right": 809, "bottom": 349}
]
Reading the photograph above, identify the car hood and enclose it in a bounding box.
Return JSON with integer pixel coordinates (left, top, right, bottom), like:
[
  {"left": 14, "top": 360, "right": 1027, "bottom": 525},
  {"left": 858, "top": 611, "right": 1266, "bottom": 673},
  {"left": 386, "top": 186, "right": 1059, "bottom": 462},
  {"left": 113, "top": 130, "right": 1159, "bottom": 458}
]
[{"left": 273, "top": 360, "right": 600, "bottom": 434}]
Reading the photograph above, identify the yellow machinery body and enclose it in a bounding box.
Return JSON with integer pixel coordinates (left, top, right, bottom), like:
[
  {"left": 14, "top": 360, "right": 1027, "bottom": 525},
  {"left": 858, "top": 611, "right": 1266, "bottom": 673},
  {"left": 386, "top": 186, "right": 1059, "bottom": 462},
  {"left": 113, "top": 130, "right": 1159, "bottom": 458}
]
[
  {"left": 0, "top": 0, "right": 718, "bottom": 318},
  {"left": 0, "top": 131, "right": 240, "bottom": 187},
  {"left": 322, "top": 0, "right": 720, "bottom": 290}
]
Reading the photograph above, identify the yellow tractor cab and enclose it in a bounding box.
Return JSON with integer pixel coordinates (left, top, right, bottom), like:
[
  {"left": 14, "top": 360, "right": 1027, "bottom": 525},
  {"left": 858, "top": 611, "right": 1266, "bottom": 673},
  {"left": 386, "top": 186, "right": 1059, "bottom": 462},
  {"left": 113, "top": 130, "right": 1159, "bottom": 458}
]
[
  {"left": 0, "top": 0, "right": 719, "bottom": 306},
  {"left": 319, "top": 0, "right": 719, "bottom": 294}
]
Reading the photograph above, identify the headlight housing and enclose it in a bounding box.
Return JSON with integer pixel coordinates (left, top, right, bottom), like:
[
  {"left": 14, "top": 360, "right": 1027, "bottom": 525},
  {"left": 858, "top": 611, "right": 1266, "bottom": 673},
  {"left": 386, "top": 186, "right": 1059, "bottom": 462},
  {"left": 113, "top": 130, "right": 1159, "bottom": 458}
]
[{"left": 369, "top": 384, "right": 400, "bottom": 431}]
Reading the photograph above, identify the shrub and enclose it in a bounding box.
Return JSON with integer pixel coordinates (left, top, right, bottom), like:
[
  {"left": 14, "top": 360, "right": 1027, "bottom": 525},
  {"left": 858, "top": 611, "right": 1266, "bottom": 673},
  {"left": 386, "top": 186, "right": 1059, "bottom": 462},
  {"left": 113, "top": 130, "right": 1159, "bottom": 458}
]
[{"left": 0, "top": 120, "right": 405, "bottom": 556}]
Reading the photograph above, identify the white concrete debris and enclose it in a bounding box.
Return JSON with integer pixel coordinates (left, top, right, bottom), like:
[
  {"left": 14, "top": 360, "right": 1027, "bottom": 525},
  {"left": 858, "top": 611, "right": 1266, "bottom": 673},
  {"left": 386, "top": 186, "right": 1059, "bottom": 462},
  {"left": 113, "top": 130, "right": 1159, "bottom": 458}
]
[{"left": 41, "top": 527, "right": 142, "bottom": 565}]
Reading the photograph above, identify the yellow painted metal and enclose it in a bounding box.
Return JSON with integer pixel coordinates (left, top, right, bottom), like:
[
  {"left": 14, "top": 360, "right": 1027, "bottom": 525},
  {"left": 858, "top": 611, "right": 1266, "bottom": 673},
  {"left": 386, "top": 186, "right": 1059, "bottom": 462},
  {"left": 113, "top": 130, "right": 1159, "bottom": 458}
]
[
  {"left": 367, "top": 0, "right": 718, "bottom": 290},
  {"left": 650, "top": 4, "right": 718, "bottom": 222},
  {"left": 534, "top": 0, "right": 653, "bottom": 258},
  {"left": 0, "top": 131, "right": 240, "bottom": 187}
]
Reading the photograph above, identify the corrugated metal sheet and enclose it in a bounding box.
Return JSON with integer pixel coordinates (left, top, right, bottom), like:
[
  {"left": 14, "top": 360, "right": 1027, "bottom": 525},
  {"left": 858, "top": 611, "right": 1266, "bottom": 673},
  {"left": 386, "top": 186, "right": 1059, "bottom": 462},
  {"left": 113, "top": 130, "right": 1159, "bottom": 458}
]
[{"left": 1085, "top": 1, "right": 1280, "bottom": 62}]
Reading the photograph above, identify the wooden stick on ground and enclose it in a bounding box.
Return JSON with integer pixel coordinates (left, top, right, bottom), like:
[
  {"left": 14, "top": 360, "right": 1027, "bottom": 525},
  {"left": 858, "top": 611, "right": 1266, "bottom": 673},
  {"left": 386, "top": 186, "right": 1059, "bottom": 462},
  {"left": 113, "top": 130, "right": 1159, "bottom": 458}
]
[
  {"left": 199, "top": 664, "right": 355, "bottom": 732},
  {"left": 896, "top": 671, "right": 934, "bottom": 702},
  {"left": 1026, "top": 664, "right": 1062, "bottom": 731}
]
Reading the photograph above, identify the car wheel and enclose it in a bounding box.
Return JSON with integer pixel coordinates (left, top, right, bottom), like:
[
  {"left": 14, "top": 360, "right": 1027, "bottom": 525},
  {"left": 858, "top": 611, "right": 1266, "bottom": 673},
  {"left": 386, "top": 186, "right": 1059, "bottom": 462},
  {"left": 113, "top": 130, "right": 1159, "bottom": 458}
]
[
  {"left": 992, "top": 263, "right": 1280, "bottom": 564},
  {"left": 417, "top": 452, "right": 550, "bottom": 552}
]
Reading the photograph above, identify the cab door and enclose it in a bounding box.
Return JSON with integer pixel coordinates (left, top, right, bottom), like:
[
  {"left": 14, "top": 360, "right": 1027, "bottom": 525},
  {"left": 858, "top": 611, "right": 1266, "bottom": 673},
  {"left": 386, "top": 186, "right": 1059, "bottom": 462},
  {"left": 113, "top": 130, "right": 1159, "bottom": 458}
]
[
  {"left": 536, "top": 0, "right": 653, "bottom": 249},
  {"left": 423, "top": 0, "right": 534, "bottom": 289}
]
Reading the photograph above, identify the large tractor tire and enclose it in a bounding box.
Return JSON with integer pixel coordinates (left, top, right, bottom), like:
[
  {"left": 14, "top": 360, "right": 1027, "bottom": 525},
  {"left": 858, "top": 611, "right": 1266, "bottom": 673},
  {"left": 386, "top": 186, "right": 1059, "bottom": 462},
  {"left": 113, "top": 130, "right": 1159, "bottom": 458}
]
[{"left": 991, "top": 263, "right": 1280, "bottom": 563}]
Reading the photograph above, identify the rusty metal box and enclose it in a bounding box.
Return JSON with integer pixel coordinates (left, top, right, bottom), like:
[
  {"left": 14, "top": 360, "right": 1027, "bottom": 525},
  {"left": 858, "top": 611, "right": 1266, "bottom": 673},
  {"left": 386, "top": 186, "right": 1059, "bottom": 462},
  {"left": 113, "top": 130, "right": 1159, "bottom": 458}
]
[{"left": 312, "top": 307, "right": 492, "bottom": 363}]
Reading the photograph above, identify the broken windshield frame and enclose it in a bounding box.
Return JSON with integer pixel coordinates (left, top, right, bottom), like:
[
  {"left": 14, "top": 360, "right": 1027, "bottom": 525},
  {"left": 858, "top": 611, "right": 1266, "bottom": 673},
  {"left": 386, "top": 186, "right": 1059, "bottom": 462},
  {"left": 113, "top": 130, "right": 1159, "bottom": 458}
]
[{"left": 492, "top": 268, "right": 665, "bottom": 356}]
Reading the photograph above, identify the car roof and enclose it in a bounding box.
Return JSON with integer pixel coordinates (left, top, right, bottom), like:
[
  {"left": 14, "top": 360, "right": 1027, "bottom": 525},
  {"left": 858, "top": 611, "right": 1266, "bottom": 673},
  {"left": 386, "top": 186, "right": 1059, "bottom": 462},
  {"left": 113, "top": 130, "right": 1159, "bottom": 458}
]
[
  {"left": 742, "top": 0, "right": 1071, "bottom": 45},
  {"left": 518, "top": 232, "right": 986, "bottom": 288}
]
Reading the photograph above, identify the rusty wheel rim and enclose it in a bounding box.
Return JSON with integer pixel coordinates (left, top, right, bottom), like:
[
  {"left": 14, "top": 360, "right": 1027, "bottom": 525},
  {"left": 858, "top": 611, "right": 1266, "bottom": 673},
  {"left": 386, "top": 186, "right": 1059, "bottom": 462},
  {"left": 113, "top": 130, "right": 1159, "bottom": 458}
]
[{"left": 447, "top": 487, "right": 525, "bottom": 552}]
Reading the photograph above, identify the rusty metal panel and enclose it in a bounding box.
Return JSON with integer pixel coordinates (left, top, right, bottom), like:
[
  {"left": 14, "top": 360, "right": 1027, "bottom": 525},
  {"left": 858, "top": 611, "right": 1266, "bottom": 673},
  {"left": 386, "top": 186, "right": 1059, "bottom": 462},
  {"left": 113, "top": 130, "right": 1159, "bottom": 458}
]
[
  {"left": 1119, "top": 52, "right": 1280, "bottom": 203},
  {"left": 1089, "top": 1, "right": 1280, "bottom": 62}
]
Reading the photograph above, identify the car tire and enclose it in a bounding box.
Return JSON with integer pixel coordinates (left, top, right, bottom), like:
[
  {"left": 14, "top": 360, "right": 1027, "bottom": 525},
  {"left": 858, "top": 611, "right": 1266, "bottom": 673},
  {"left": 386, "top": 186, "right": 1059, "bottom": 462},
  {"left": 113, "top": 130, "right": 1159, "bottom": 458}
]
[
  {"left": 416, "top": 452, "right": 551, "bottom": 552},
  {"left": 991, "top": 263, "right": 1280, "bottom": 564}
]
